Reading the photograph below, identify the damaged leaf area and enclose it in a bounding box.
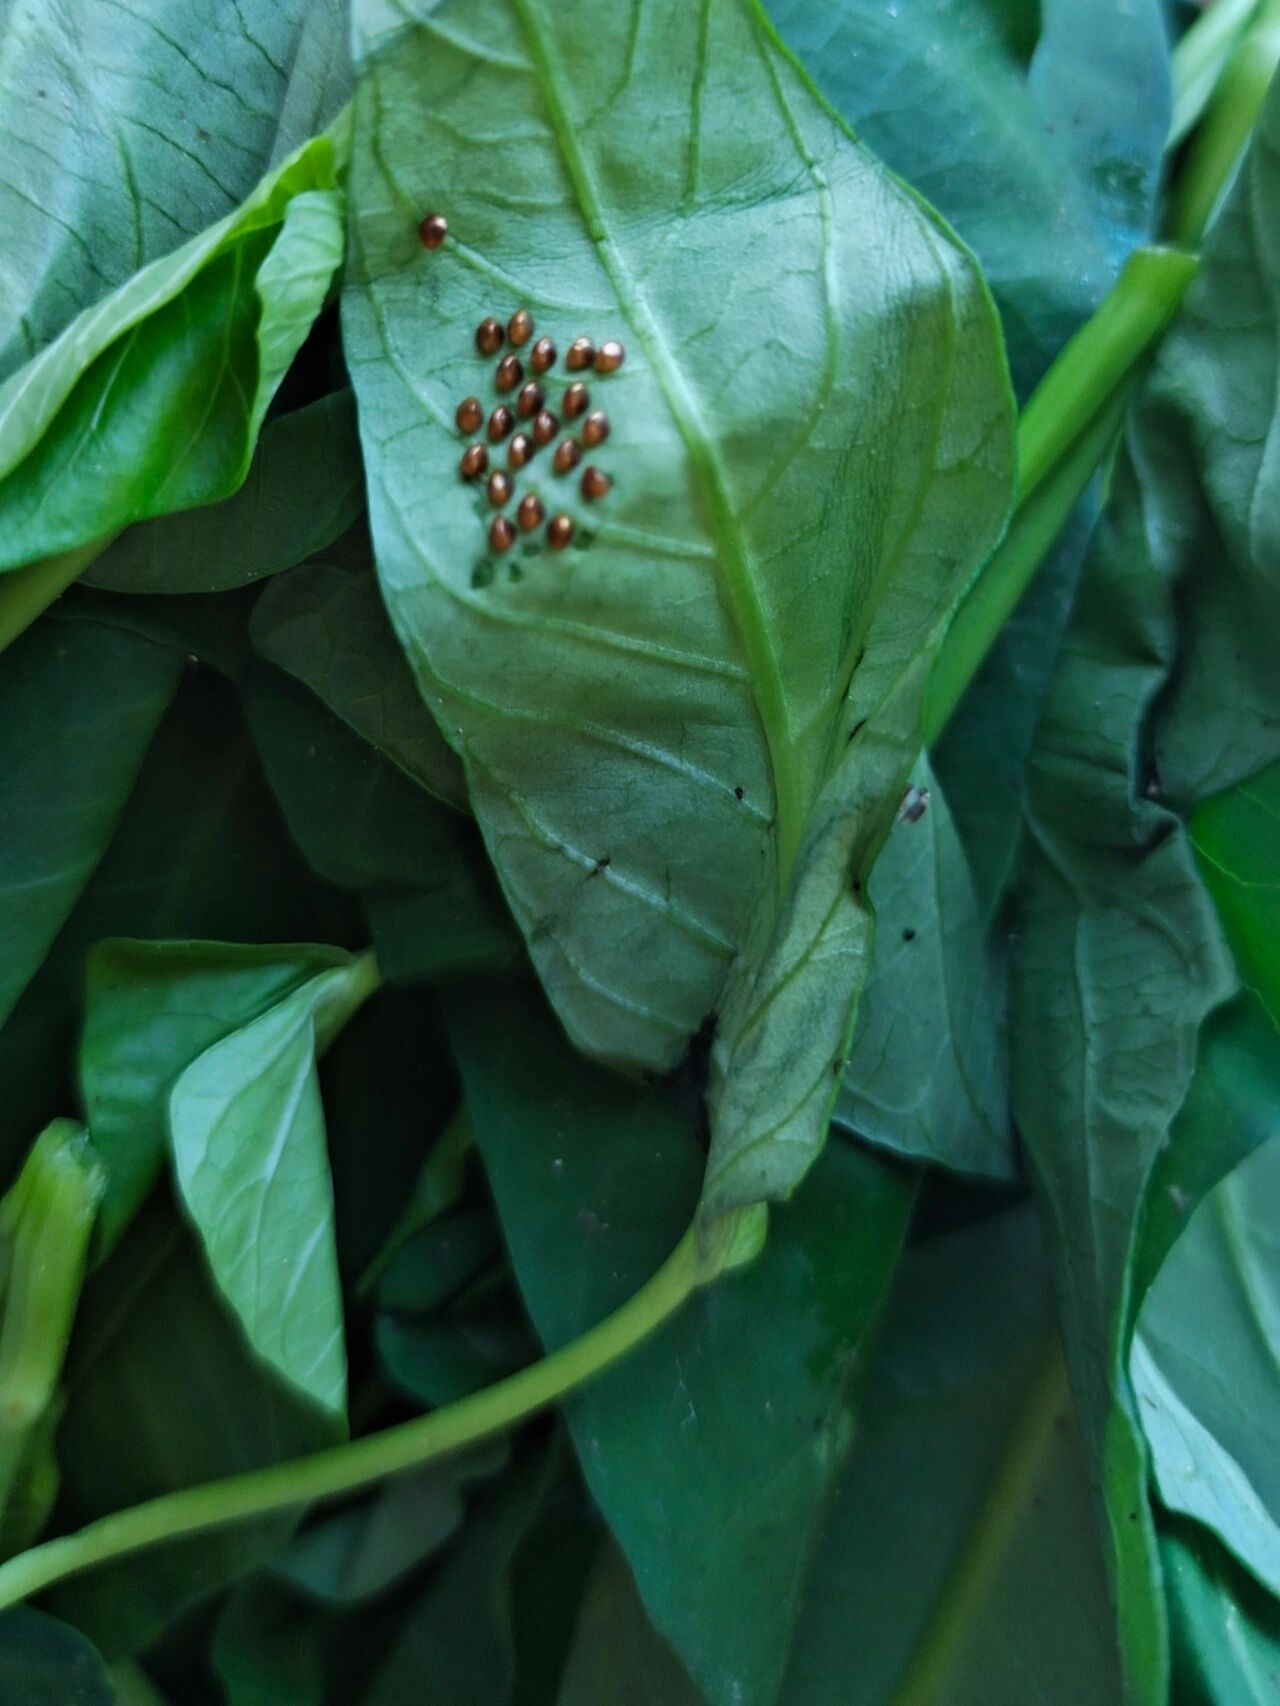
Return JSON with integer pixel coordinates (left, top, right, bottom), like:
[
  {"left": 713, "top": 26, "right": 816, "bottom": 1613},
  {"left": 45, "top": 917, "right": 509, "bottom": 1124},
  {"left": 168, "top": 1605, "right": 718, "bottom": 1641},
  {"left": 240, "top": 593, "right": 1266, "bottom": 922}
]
[{"left": 345, "top": 0, "right": 1015, "bottom": 1205}]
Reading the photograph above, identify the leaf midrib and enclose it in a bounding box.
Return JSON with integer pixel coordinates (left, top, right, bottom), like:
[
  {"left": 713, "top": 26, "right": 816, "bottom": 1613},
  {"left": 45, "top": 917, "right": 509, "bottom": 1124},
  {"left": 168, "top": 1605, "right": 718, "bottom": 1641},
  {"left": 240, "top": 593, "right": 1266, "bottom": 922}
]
[{"left": 508, "top": 0, "right": 806, "bottom": 885}]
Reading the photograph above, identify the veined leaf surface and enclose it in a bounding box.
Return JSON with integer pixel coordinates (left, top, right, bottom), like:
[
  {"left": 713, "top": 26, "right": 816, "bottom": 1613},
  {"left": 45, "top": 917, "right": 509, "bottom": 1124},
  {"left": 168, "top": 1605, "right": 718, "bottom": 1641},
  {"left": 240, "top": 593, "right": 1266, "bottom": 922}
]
[{"left": 345, "top": 0, "right": 1014, "bottom": 1204}]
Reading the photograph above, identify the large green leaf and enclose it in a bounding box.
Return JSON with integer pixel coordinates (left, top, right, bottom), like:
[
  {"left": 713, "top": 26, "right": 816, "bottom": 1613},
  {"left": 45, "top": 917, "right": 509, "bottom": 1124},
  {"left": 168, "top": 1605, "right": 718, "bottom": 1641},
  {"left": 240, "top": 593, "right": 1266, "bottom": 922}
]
[
  {"left": 80, "top": 939, "right": 350, "bottom": 1256},
  {"left": 0, "top": 0, "right": 348, "bottom": 381},
  {"left": 244, "top": 664, "right": 515, "bottom": 980},
  {"left": 83, "top": 391, "right": 365, "bottom": 596},
  {"left": 1133, "top": 1133, "right": 1280, "bottom": 1597},
  {"left": 449, "top": 980, "right": 916, "bottom": 1706},
  {"left": 0, "top": 1609, "right": 113, "bottom": 1706},
  {"left": 49, "top": 1200, "right": 339, "bottom": 1657},
  {"left": 1008, "top": 79, "right": 1280, "bottom": 1702},
  {"left": 0, "top": 660, "right": 346, "bottom": 1182},
  {"left": 0, "top": 132, "right": 345, "bottom": 572},
  {"left": 1010, "top": 450, "right": 1235, "bottom": 1705},
  {"left": 0, "top": 616, "right": 180, "bottom": 1033},
  {"left": 346, "top": 0, "right": 1015, "bottom": 1206},
  {"left": 169, "top": 949, "right": 380, "bottom": 1415},
  {"left": 1162, "top": 1520, "right": 1280, "bottom": 1706},
  {"left": 835, "top": 753, "right": 1013, "bottom": 1178},
  {"left": 250, "top": 554, "right": 466, "bottom": 809},
  {"left": 1191, "top": 759, "right": 1280, "bottom": 1027},
  {"left": 768, "top": 0, "right": 1170, "bottom": 395},
  {"left": 783, "top": 1205, "right": 1124, "bottom": 1704}
]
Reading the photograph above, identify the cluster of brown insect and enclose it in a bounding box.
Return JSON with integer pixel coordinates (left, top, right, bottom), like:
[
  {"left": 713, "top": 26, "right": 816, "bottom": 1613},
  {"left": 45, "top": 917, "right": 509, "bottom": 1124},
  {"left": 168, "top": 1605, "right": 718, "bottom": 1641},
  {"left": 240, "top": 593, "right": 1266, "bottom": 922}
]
[{"left": 453, "top": 306, "right": 623, "bottom": 557}]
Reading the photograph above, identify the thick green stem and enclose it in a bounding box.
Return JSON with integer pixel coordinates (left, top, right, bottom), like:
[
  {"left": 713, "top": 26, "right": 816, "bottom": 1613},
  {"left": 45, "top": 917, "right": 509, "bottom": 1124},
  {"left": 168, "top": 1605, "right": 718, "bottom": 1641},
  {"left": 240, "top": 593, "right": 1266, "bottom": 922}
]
[
  {"left": 1168, "top": 0, "right": 1280, "bottom": 246},
  {"left": 0, "top": 1205, "right": 763, "bottom": 1609},
  {"left": 0, "top": 1124, "right": 103, "bottom": 1528},
  {"left": 0, "top": 537, "right": 117, "bottom": 657},
  {"left": 925, "top": 246, "right": 1197, "bottom": 741},
  {"left": 1170, "top": 0, "right": 1263, "bottom": 148}
]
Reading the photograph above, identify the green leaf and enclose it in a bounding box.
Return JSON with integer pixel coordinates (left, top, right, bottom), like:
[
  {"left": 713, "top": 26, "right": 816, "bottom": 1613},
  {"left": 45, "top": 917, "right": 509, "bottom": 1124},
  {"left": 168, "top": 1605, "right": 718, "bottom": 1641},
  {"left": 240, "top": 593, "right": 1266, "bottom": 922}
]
[
  {"left": 0, "top": 132, "right": 345, "bottom": 572},
  {"left": 81, "top": 939, "right": 350, "bottom": 1257},
  {"left": 84, "top": 392, "right": 365, "bottom": 596},
  {"left": 1010, "top": 459, "right": 1235, "bottom": 1704},
  {"left": 243, "top": 664, "right": 515, "bottom": 980},
  {"left": 48, "top": 1201, "right": 339, "bottom": 1657},
  {"left": 835, "top": 754, "right": 1013, "bottom": 1179},
  {"left": 449, "top": 980, "right": 916, "bottom": 1706},
  {"left": 1162, "top": 1519, "right": 1280, "bottom": 1706},
  {"left": 0, "top": 617, "right": 180, "bottom": 1032},
  {"left": 0, "top": 1608, "right": 113, "bottom": 1706},
  {"left": 768, "top": 0, "right": 1170, "bottom": 394},
  {"left": 169, "top": 950, "right": 380, "bottom": 1415},
  {"left": 0, "top": 0, "right": 348, "bottom": 382},
  {"left": 346, "top": 0, "right": 1015, "bottom": 1203},
  {"left": 1191, "top": 758, "right": 1280, "bottom": 1027},
  {"left": 557, "top": 1542, "right": 705, "bottom": 1706},
  {"left": 0, "top": 662, "right": 347, "bottom": 1181},
  {"left": 783, "top": 1206, "right": 1124, "bottom": 1705},
  {"left": 212, "top": 1582, "right": 323, "bottom": 1706},
  {"left": 363, "top": 1435, "right": 559, "bottom": 1706},
  {"left": 1006, "top": 83, "right": 1280, "bottom": 1698},
  {"left": 271, "top": 1444, "right": 509, "bottom": 1606},
  {"left": 1133, "top": 1132, "right": 1280, "bottom": 1597},
  {"left": 250, "top": 554, "right": 466, "bottom": 809}
]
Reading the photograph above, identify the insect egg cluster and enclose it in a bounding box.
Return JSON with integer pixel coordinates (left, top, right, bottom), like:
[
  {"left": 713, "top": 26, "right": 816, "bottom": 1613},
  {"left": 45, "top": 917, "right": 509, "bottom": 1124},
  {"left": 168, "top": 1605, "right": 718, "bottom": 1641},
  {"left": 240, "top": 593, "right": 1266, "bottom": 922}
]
[{"left": 452, "top": 301, "right": 624, "bottom": 563}]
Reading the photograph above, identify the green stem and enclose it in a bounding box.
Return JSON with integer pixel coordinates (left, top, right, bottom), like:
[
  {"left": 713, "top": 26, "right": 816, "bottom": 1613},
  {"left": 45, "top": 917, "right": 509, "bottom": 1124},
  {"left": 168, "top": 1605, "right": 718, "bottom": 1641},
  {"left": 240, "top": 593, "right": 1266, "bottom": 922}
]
[
  {"left": 925, "top": 246, "right": 1197, "bottom": 741},
  {"left": 1169, "top": 0, "right": 1262, "bottom": 148},
  {"left": 1168, "top": 0, "right": 1280, "bottom": 247},
  {"left": 0, "top": 1209, "right": 760, "bottom": 1609},
  {"left": 0, "top": 537, "right": 118, "bottom": 657},
  {"left": 888, "top": 1334, "right": 1070, "bottom": 1706}
]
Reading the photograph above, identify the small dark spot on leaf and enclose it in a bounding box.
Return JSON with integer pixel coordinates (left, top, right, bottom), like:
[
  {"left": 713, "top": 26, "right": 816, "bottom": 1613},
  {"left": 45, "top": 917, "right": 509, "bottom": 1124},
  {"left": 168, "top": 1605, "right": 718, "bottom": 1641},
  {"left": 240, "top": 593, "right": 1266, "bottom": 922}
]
[
  {"left": 470, "top": 560, "right": 495, "bottom": 589},
  {"left": 196, "top": 126, "right": 211, "bottom": 142},
  {"left": 902, "top": 927, "right": 916, "bottom": 943},
  {"left": 847, "top": 718, "right": 867, "bottom": 745},
  {"left": 831, "top": 1057, "right": 842, "bottom": 1078},
  {"left": 589, "top": 855, "right": 611, "bottom": 877},
  {"left": 851, "top": 875, "right": 862, "bottom": 895},
  {"left": 734, "top": 785, "right": 744, "bottom": 801}
]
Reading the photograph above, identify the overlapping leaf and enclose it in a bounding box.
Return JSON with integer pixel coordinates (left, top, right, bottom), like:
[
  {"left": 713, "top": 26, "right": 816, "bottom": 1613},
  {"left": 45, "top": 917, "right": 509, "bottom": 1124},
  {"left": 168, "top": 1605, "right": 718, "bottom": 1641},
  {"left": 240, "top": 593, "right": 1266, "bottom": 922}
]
[
  {"left": 346, "top": 0, "right": 1015, "bottom": 1207},
  {"left": 0, "top": 131, "right": 345, "bottom": 571},
  {"left": 0, "top": 0, "right": 349, "bottom": 382}
]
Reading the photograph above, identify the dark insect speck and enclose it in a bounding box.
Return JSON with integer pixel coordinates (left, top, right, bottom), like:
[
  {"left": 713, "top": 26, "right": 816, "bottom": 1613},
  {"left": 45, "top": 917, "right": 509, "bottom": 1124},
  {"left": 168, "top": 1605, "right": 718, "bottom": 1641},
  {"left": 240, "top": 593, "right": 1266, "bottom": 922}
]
[
  {"left": 734, "top": 785, "right": 744, "bottom": 801},
  {"left": 547, "top": 514, "right": 575, "bottom": 549},
  {"left": 508, "top": 308, "right": 534, "bottom": 346},
  {"left": 419, "top": 213, "right": 448, "bottom": 250},
  {"left": 566, "top": 337, "right": 595, "bottom": 371},
  {"left": 490, "top": 515, "right": 516, "bottom": 553},
  {"left": 530, "top": 336, "right": 557, "bottom": 373},
  {"left": 488, "top": 405, "right": 515, "bottom": 442},
  {"left": 902, "top": 927, "right": 916, "bottom": 943},
  {"left": 456, "top": 396, "right": 483, "bottom": 434}
]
